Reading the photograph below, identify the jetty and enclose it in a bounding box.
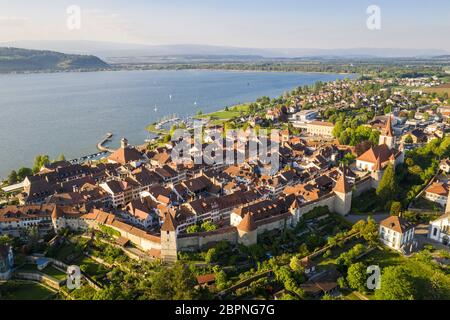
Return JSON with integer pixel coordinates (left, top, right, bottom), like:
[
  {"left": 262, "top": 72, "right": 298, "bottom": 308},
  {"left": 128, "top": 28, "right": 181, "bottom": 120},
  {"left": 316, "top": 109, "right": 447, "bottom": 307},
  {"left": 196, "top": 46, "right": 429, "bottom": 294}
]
[{"left": 97, "top": 132, "right": 115, "bottom": 153}]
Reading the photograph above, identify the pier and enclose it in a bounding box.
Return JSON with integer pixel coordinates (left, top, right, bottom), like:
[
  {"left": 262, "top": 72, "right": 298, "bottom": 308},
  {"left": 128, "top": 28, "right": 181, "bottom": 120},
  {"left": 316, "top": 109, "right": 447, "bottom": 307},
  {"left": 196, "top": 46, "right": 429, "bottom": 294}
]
[{"left": 97, "top": 132, "right": 114, "bottom": 153}]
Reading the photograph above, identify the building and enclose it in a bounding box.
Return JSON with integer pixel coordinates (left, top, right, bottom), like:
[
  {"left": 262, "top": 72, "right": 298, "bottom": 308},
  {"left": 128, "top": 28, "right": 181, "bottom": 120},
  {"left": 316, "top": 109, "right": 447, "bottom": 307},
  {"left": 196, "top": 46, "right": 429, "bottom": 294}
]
[
  {"left": 429, "top": 212, "right": 450, "bottom": 245},
  {"left": 356, "top": 115, "right": 404, "bottom": 171},
  {"left": 306, "top": 121, "right": 335, "bottom": 138},
  {"left": 424, "top": 182, "right": 448, "bottom": 208},
  {"left": 379, "top": 215, "right": 416, "bottom": 253},
  {"left": 440, "top": 159, "right": 450, "bottom": 174}
]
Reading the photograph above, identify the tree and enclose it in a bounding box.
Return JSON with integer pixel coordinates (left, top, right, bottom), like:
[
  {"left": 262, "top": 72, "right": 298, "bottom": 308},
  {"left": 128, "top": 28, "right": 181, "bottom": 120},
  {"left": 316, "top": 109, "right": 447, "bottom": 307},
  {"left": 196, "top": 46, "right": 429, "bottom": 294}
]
[
  {"left": 390, "top": 202, "right": 402, "bottom": 216},
  {"left": 7, "top": 170, "right": 18, "bottom": 185},
  {"left": 376, "top": 163, "right": 397, "bottom": 204},
  {"left": 361, "top": 217, "right": 379, "bottom": 244},
  {"left": 204, "top": 248, "right": 218, "bottom": 264},
  {"left": 404, "top": 135, "right": 413, "bottom": 144},
  {"left": 375, "top": 266, "right": 416, "bottom": 300},
  {"left": 201, "top": 221, "right": 217, "bottom": 232},
  {"left": 32, "top": 154, "right": 50, "bottom": 173},
  {"left": 289, "top": 256, "right": 305, "bottom": 273},
  {"left": 17, "top": 167, "right": 33, "bottom": 181},
  {"left": 347, "top": 262, "right": 368, "bottom": 292},
  {"left": 56, "top": 153, "right": 66, "bottom": 161}
]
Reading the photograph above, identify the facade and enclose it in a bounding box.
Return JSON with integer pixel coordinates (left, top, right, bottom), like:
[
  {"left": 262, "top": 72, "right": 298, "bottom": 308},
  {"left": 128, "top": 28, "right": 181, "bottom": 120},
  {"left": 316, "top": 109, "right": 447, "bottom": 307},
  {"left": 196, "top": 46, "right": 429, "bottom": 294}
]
[
  {"left": 424, "top": 182, "right": 448, "bottom": 207},
  {"left": 306, "top": 121, "right": 335, "bottom": 138},
  {"left": 429, "top": 211, "right": 450, "bottom": 245},
  {"left": 379, "top": 215, "right": 416, "bottom": 253}
]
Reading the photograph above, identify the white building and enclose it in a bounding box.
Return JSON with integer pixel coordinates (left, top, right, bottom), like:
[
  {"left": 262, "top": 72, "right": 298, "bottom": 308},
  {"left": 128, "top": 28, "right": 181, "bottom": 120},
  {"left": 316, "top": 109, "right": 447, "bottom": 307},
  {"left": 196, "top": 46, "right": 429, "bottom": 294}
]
[
  {"left": 429, "top": 212, "right": 450, "bottom": 245},
  {"left": 379, "top": 215, "right": 416, "bottom": 253}
]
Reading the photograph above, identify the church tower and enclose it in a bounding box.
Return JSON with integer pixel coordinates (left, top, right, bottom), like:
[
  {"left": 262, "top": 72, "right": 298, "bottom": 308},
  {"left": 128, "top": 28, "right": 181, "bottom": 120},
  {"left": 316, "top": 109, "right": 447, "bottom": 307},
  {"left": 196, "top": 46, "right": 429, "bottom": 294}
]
[
  {"left": 379, "top": 115, "right": 395, "bottom": 150},
  {"left": 160, "top": 212, "right": 178, "bottom": 263},
  {"left": 333, "top": 173, "right": 352, "bottom": 216}
]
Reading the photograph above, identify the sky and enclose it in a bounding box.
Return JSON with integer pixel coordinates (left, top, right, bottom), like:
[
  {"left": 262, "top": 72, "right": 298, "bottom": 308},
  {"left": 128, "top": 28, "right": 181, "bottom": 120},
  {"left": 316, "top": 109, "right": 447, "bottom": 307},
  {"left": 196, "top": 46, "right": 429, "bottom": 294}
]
[{"left": 0, "top": 0, "right": 450, "bottom": 50}]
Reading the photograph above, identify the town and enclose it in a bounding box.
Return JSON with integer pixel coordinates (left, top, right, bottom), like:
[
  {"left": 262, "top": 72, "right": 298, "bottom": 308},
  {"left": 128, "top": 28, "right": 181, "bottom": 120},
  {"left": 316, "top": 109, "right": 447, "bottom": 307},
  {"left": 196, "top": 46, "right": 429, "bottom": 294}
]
[{"left": 1, "top": 71, "right": 450, "bottom": 301}]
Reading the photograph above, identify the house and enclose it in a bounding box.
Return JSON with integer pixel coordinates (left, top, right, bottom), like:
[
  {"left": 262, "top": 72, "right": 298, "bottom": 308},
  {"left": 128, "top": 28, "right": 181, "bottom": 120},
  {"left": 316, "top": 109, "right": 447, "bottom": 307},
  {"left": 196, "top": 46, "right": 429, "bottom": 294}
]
[
  {"left": 356, "top": 116, "right": 404, "bottom": 171},
  {"left": 424, "top": 182, "right": 448, "bottom": 207},
  {"left": 440, "top": 159, "right": 450, "bottom": 173},
  {"left": 108, "top": 138, "right": 146, "bottom": 166},
  {"left": 305, "top": 121, "right": 335, "bottom": 138},
  {"left": 379, "top": 215, "right": 416, "bottom": 253},
  {"left": 124, "top": 198, "right": 155, "bottom": 228},
  {"left": 429, "top": 212, "right": 450, "bottom": 245}
]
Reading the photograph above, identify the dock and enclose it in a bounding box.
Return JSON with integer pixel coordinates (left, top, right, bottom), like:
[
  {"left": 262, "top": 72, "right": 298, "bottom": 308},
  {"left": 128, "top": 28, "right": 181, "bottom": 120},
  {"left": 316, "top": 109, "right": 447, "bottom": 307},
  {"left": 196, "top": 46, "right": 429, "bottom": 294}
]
[{"left": 97, "top": 132, "right": 114, "bottom": 153}]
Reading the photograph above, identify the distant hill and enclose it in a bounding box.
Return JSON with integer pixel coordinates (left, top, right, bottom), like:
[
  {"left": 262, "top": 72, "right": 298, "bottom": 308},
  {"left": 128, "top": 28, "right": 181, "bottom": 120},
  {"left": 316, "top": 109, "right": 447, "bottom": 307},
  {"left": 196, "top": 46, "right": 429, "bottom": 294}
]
[
  {"left": 2, "top": 41, "right": 449, "bottom": 60},
  {"left": 0, "top": 47, "right": 110, "bottom": 73}
]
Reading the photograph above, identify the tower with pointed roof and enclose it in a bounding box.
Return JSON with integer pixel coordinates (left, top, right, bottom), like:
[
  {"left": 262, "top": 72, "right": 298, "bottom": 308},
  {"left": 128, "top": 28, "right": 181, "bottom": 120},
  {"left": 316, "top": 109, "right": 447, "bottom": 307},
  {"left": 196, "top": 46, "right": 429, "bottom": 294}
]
[
  {"left": 333, "top": 173, "right": 352, "bottom": 216},
  {"left": 371, "top": 156, "right": 384, "bottom": 188},
  {"left": 160, "top": 212, "right": 178, "bottom": 263},
  {"left": 237, "top": 213, "right": 257, "bottom": 246},
  {"left": 379, "top": 115, "right": 395, "bottom": 150}
]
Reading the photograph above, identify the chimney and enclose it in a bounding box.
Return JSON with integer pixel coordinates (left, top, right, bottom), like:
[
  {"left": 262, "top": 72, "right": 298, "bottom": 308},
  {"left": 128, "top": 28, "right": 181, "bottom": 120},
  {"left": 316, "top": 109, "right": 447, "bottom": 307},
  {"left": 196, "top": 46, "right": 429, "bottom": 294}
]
[{"left": 121, "top": 138, "right": 128, "bottom": 149}]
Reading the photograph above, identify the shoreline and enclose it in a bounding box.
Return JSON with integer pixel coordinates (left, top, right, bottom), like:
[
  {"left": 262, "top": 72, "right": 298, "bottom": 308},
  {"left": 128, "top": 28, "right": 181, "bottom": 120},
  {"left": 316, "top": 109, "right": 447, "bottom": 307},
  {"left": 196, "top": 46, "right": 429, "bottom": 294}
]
[{"left": 0, "top": 67, "right": 357, "bottom": 77}]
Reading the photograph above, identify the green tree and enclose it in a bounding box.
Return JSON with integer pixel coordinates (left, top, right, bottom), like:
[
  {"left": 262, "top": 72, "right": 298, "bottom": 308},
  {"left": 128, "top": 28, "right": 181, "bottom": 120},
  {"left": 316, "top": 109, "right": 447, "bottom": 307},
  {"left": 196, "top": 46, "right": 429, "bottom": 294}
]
[
  {"left": 375, "top": 266, "right": 416, "bottom": 300},
  {"left": 17, "top": 167, "right": 33, "bottom": 181},
  {"left": 56, "top": 153, "right": 66, "bottom": 161},
  {"left": 32, "top": 154, "right": 50, "bottom": 173},
  {"left": 347, "top": 262, "right": 368, "bottom": 292},
  {"left": 7, "top": 170, "right": 18, "bottom": 185},
  {"left": 390, "top": 202, "right": 402, "bottom": 216},
  {"left": 376, "top": 163, "right": 397, "bottom": 204},
  {"left": 404, "top": 135, "right": 413, "bottom": 144}
]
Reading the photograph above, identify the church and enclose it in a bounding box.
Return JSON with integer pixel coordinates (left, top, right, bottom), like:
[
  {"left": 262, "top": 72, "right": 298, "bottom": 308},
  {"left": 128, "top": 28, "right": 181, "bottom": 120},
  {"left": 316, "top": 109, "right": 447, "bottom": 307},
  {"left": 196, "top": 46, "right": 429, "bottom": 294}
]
[{"left": 356, "top": 115, "right": 405, "bottom": 175}]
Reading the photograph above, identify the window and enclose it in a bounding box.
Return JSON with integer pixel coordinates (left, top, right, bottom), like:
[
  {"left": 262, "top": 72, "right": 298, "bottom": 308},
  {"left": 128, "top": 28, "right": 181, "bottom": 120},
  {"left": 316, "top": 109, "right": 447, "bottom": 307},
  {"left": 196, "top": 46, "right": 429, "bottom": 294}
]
[{"left": 433, "top": 228, "right": 438, "bottom": 236}]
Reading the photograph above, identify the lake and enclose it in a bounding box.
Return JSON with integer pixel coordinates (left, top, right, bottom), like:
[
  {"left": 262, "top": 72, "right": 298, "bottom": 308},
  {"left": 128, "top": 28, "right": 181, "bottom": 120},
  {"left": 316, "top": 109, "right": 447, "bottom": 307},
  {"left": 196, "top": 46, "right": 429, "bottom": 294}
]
[{"left": 0, "top": 70, "right": 353, "bottom": 178}]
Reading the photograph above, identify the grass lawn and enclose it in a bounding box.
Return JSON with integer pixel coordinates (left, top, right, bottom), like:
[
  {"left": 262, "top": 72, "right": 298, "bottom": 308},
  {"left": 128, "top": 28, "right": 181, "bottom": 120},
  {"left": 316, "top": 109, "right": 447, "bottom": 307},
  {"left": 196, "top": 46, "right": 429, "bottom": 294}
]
[
  {"left": 0, "top": 280, "right": 56, "bottom": 300},
  {"left": 195, "top": 104, "right": 250, "bottom": 121},
  {"left": 358, "top": 247, "right": 406, "bottom": 268},
  {"left": 74, "top": 256, "right": 108, "bottom": 281},
  {"left": 423, "top": 84, "right": 450, "bottom": 96},
  {"left": 17, "top": 264, "right": 67, "bottom": 281},
  {"left": 52, "top": 242, "right": 80, "bottom": 262}
]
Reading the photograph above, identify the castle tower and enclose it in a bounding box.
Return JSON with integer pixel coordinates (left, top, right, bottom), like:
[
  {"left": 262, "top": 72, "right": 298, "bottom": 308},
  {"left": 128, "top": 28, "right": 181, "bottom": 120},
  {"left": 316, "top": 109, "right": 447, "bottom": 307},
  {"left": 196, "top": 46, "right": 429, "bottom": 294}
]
[
  {"left": 289, "top": 198, "right": 301, "bottom": 226},
  {"left": 333, "top": 173, "right": 352, "bottom": 216},
  {"left": 237, "top": 213, "right": 257, "bottom": 246},
  {"left": 371, "top": 156, "right": 383, "bottom": 189},
  {"left": 121, "top": 138, "right": 129, "bottom": 149},
  {"left": 379, "top": 115, "right": 395, "bottom": 150},
  {"left": 51, "top": 205, "right": 65, "bottom": 231},
  {"left": 160, "top": 212, "right": 178, "bottom": 263}
]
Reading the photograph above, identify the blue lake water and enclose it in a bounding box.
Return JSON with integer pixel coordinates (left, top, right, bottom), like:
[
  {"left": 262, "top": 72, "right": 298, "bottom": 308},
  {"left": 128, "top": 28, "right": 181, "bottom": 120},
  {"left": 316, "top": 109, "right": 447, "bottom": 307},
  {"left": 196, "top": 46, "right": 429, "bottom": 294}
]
[{"left": 0, "top": 70, "right": 354, "bottom": 178}]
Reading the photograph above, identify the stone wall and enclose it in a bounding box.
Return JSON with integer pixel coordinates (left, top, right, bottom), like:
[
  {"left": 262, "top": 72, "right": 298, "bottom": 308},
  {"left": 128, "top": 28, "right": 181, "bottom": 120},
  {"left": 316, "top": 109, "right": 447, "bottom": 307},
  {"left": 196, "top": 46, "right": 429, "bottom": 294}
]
[
  {"left": 353, "top": 176, "right": 373, "bottom": 197},
  {"left": 178, "top": 227, "right": 238, "bottom": 251}
]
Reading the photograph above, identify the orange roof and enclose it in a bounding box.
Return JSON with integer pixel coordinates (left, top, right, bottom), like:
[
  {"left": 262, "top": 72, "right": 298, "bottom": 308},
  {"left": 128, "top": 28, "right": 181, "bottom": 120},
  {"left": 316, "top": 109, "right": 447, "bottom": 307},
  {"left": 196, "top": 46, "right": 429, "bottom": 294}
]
[
  {"left": 333, "top": 174, "right": 351, "bottom": 194},
  {"left": 380, "top": 216, "right": 414, "bottom": 234},
  {"left": 196, "top": 273, "right": 216, "bottom": 285},
  {"left": 237, "top": 213, "right": 256, "bottom": 232},
  {"left": 425, "top": 182, "right": 449, "bottom": 196},
  {"left": 385, "top": 115, "right": 394, "bottom": 137},
  {"left": 161, "top": 212, "right": 177, "bottom": 232}
]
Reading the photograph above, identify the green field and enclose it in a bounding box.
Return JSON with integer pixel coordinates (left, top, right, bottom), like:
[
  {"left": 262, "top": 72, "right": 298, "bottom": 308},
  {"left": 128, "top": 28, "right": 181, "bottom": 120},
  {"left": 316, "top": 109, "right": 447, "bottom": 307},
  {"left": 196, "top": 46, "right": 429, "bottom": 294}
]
[
  {"left": 74, "top": 256, "right": 108, "bottom": 281},
  {"left": 17, "top": 264, "right": 67, "bottom": 281},
  {"left": 0, "top": 280, "right": 56, "bottom": 300},
  {"left": 195, "top": 104, "right": 250, "bottom": 121}
]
